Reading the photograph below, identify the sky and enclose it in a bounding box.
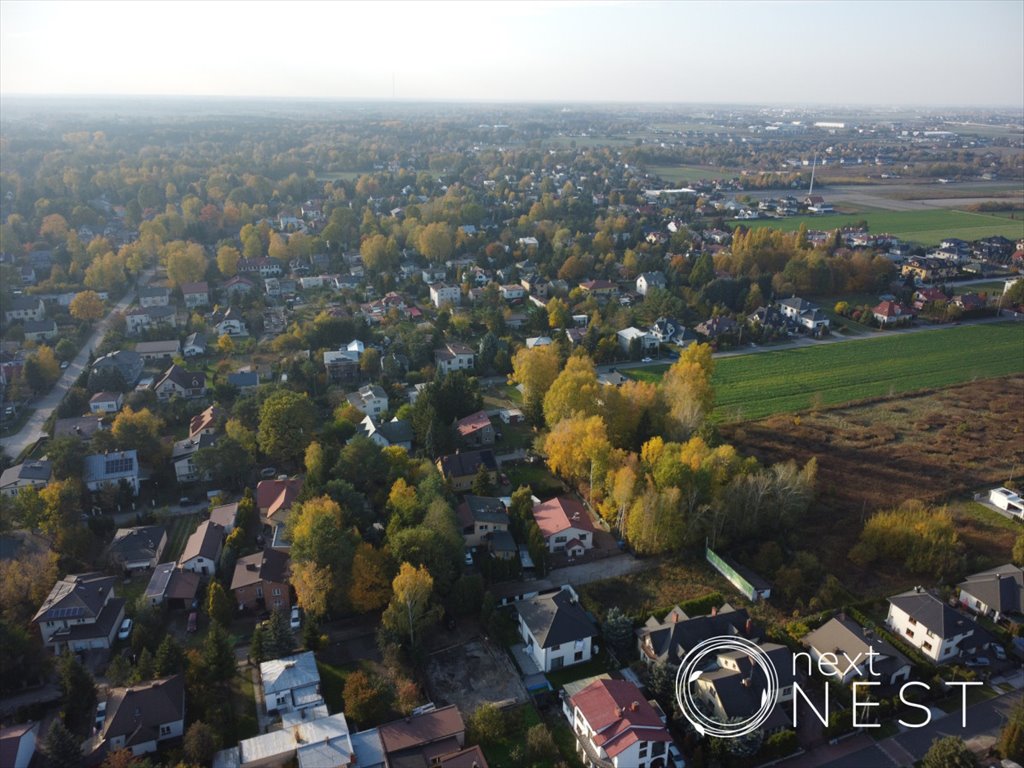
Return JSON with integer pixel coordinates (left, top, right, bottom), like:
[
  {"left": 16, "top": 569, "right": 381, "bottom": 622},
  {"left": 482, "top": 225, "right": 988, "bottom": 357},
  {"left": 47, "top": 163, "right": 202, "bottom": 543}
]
[{"left": 1, "top": 0, "right": 1022, "bottom": 108}]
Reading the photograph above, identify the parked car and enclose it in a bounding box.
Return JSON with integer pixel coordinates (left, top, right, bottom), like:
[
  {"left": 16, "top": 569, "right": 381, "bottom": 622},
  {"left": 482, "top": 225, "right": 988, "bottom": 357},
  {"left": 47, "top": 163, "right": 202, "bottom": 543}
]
[
  {"left": 186, "top": 611, "right": 198, "bottom": 634},
  {"left": 117, "top": 618, "right": 133, "bottom": 641},
  {"left": 290, "top": 605, "right": 301, "bottom": 630},
  {"left": 464, "top": 549, "right": 474, "bottom": 566},
  {"left": 965, "top": 656, "right": 991, "bottom": 668},
  {"left": 260, "top": 467, "right": 277, "bottom": 479},
  {"left": 60, "top": 360, "right": 69, "bottom": 369},
  {"left": 641, "top": 356, "right": 653, "bottom": 363},
  {"left": 993, "top": 645, "right": 1007, "bottom": 661},
  {"left": 94, "top": 700, "right": 107, "bottom": 730}
]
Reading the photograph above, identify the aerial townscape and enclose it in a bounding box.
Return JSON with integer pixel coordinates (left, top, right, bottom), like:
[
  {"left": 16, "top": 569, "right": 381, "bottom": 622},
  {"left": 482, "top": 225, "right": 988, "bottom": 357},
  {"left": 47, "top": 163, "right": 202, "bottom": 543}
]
[{"left": 1, "top": 3, "right": 1023, "bottom": 768}]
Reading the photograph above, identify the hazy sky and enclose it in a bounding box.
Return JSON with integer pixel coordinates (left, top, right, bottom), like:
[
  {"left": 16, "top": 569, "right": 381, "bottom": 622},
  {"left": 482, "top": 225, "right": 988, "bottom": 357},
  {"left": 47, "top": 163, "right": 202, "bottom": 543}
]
[{"left": 2, "top": 0, "right": 1022, "bottom": 107}]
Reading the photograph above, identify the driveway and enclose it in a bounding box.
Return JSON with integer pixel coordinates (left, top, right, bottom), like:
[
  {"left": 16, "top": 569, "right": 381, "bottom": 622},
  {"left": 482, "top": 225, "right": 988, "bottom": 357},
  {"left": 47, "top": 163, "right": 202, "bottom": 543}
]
[{"left": 2, "top": 270, "right": 154, "bottom": 459}]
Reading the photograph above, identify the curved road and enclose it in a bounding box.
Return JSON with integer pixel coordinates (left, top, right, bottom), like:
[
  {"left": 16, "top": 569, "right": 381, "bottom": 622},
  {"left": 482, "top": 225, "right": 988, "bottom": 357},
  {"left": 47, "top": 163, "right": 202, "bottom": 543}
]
[{"left": 1, "top": 271, "right": 153, "bottom": 460}]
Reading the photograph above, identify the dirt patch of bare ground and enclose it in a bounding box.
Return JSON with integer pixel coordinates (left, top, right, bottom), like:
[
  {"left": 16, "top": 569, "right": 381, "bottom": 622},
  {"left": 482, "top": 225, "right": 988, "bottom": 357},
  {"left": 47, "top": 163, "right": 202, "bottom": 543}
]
[{"left": 720, "top": 375, "right": 1024, "bottom": 596}]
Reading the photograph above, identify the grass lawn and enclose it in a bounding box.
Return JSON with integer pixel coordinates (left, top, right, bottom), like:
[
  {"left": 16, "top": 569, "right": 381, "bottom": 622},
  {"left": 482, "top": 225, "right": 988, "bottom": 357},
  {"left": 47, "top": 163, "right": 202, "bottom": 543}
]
[
  {"left": 736, "top": 208, "right": 1024, "bottom": 247},
  {"left": 935, "top": 682, "right": 997, "bottom": 712},
  {"left": 544, "top": 648, "right": 617, "bottom": 690},
  {"left": 317, "top": 660, "right": 357, "bottom": 714},
  {"left": 0, "top": 407, "right": 34, "bottom": 440},
  {"left": 649, "top": 164, "right": 736, "bottom": 184},
  {"left": 231, "top": 669, "right": 260, "bottom": 741},
  {"left": 505, "top": 463, "right": 566, "bottom": 497},
  {"left": 485, "top": 703, "right": 582, "bottom": 768},
  {"left": 625, "top": 323, "right": 1024, "bottom": 422},
  {"left": 161, "top": 513, "right": 201, "bottom": 562}
]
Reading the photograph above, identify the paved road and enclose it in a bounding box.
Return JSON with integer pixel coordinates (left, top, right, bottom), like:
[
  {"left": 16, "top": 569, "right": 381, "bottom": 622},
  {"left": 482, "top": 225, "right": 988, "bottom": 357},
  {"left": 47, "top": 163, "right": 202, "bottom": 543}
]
[
  {"left": 1, "top": 271, "right": 153, "bottom": 459},
  {"left": 810, "top": 688, "right": 1022, "bottom": 767}
]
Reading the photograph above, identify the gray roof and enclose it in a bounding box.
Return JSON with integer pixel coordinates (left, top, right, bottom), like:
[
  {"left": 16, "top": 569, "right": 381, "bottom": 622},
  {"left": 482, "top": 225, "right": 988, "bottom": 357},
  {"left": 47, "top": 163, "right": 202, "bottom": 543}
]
[
  {"left": 803, "top": 615, "right": 910, "bottom": 678},
  {"left": 184, "top": 331, "right": 206, "bottom": 348},
  {"left": 959, "top": 565, "right": 1024, "bottom": 615},
  {"left": 178, "top": 520, "right": 223, "bottom": 564},
  {"left": 172, "top": 432, "right": 216, "bottom": 461},
  {"left": 637, "top": 603, "right": 756, "bottom": 667},
  {"left": 261, "top": 651, "right": 320, "bottom": 695},
  {"left": 33, "top": 572, "right": 116, "bottom": 623},
  {"left": 101, "top": 675, "right": 185, "bottom": 746},
  {"left": 23, "top": 318, "right": 57, "bottom": 333},
  {"left": 517, "top": 588, "right": 596, "bottom": 649},
  {"left": 107, "top": 525, "right": 166, "bottom": 564},
  {"left": 888, "top": 589, "right": 977, "bottom": 639},
  {"left": 134, "top": 339, "right": 180, "bottom": 355},
  {"left": 6, "top": 296, "right": 43, "bottom": 312},
  {"left": 83, "top": 450, "right": 138, "bottom": 484},
  {"left": 778, "top": 296, "right": 820, "bottom": 312},
  {"left": 0, "top": 460, "right": 52, "bottom": 487},
  {"left": 486, "top": 529, "right": 517, "bottom": 553},
  {"left": 227, "top": 371, "right": 259, "bottom": 388},
  {"left": 138, "top": 286, "right": 170, "bottom": 298},
  {"left": 702, "top": 643, "right": 794, "bottom": 720},
  {"left": 459, "top": 495, "right": 509, "bottom": 526},
  {"left": 53, "top": 416, "right": 107, "bottom": 441},
  {"left": 91, "top": 349, "right": 143, "bottom": 386},
  {"left": 437, "top": 449, "right": 497, "bottom": 480},
  {"left": 376, "top": 418, "right": 414, "bottom": 445}
]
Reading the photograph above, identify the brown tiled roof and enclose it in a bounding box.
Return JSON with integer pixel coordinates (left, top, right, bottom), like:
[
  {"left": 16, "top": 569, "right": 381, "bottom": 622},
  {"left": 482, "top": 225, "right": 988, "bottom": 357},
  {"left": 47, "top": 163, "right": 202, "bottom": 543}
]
[
  {"left": 378, "top": 705, "right": 465, "bottom": 755},
  {"left": 231, "top": 549, "right": 291, "bottom": 591},
  {"left": 178, "top": 520, "right": 223, "bottom": 564}
]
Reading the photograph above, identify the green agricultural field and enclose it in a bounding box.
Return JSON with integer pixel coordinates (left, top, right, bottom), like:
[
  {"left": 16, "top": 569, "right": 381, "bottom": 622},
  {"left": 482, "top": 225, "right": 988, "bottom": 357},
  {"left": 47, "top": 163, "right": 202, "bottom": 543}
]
[
  {"left": 623, "top": 323, "right": 1024, "bottom": 422},
  {"left": 649, "top": 164, "right": 736, "bottom": 184},
  {"left": 736, "top": 208, "right": 1024, "bottom": 246}
]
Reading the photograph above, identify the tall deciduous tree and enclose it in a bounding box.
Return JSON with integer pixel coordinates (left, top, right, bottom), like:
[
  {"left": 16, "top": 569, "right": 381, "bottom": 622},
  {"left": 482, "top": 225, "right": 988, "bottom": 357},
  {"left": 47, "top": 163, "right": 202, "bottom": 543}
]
[
  {"left": 543, "top": 353, "right": 602, "bottom": 426},
  {"left": 511, "top": 343, "right": 561, "bottom": 425},
  {"left": 417, "top": 222, "right": 454, "bottom": 263},
  {"left": 69, "top": 289, "right": 105, "bottom": 321},
  {"left": 661, "top": 342, "right": 715, "bottom": 440},
  {"left": 216, "top": 245, "right": 241, "bottom": 277},
  {"left": 381, "top": 563, "right": 442, "bottom": 649},
  {"left": 349, "top": 543, "right": 395, "bottom": 613},
  {"left": 258, "top": 390, "right": 316, "bottom": 465}
]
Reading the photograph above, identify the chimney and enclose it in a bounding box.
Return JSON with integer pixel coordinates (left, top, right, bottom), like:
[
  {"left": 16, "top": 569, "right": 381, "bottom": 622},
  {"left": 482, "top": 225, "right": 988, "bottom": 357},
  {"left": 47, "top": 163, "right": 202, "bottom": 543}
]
[
  {"left": 745, "top": 618, "right": 753, "bottom": 636},
  {"left": 615, "top": 706, "right": 623, "bottom": 717},
  {"left": 671, "top": 612, "right": 679, "bottom": 624},
  {"left": 630, "top": 701, "right": 639, "bottom": 712},
  {"left": 741, "top": 678, "right": 751, "bottom": 688},
  {"left": 710, "top": 606, "right": 717, "bottom": 617}
]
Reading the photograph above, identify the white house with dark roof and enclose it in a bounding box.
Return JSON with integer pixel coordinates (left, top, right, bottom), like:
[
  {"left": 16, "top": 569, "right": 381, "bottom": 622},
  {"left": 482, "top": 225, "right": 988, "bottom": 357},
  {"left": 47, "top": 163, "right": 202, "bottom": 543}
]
[
  {"left": 177, "top": 520, "right": 223, "bottom": 576},
  {"left": 181, "top": 281, "right": 210, "bottom": 309},
  {"left": 96, "top": 675, "right": 185, "bottom": 757},
  {"left": 516, "top": 586, "right": 596, "bottom": 672},
  {"left": 107, "top": 525, "right": 167, "bottom": 571},
  {"left": 429, "top": 283, "right": 461, "bottom": 308},
  {"left": 32, "top": 572, "right": 126, "bottom": 653},
  {"left": 4, "top": 296, "right": 45, "bottom": 323},
  {"left": 183, "top": 332, "right": 207, "bottom": 357},
  {"left": 777, "top": 296, "right": 830, "bottom": 333},
  {"left": 0, "top": 460, "right": 52, "bottom": 497},
  {"left": 172, "top": 432, "right": 216, "bottom": 483},
  {"left": 138, "top": 286, "right": 171, "bottom": 307},
  {"left": 346, "top": 384, "right": 388, "bottom": 417},
  {"left": 23, "top": 318, "right": 58, "bottom": 342},
  {"left": 89, "top": 390, "right": 124, "bottom": 414},
  {"left": 0, "top": 722, "right": 38, "bottom": 768},
  {"left": 886, "top": 588, "right": 977, "bottom": 662},
  {"left": 434, "top": 341, "right": 475, "bottom": 375},
  {"left": 153, "top": 364, "right": 207, "bottom": 401},
  {"left": 134, "top": 339, "right": 181, "bottom": 362},
  {"left": 456, "top": 495, "right": 510, "bottom": 548},
  {"left": 636, "top": 271, "right": 667, "bottom": 296},
  {"left": 802, "top": 614, "right": 911, "bottom": 687},
  {"left": 958, "top": 564, "right": 1024, "bottom": 623},
  {"left": 358, "top": 415, "right": 414, "bottom": 451}
]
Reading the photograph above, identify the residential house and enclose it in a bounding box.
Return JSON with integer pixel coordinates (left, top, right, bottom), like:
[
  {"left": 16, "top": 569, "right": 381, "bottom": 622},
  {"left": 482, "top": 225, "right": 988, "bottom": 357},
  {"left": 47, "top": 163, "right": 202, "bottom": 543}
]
[
  {"left": 958, "top": 564, "right": 1024, "bottom": 623},
  {"left": 486, "top": 530, "right": 518, "bottom": 561},
  {"left": 802, "top": 614, "right": 912, "bottom": 687},
  {"left": 172, "top": 433, "right": 216, "bottom": 483},
  {"left": 378, "top": 705, "right": 466, "bottom": 767},
  {"left": 516, "top": 586, "right": 597, "bottom": 673},
  {"left": 96, "top": 676, "right": 185, "bottom": 757},
  {"left": 695, "top": 315, "right": 738, "bottom": 340},
  {"left": 616, "top": 327, "right": 659, "bottom": 355},
  {"left": 264, "top": 277, "right": 281, "bottom": 298},
  {"left": 83, "top": 450, "right": 141, "bottom": 494},
  {"left": 261, "top": 652, "right": 323, "bottom": 715},
  {"left": 177, "top": 520, "right": 224, "bottom": 576},
  {"left": 23, "top": 318, "right": 58, "bottom": 342},
  {"left": 257, "top": 477, "right": 303, "bottom": 530},
  {"left": 125, "top": 305, "right": 177, "bottom": 335},
  {"left": 953, "top": 293, "right": 987, "bottom": 312},
  {"left": 213, "top": 713, "right": 357, "bottom": 768},
  {"left": 238, "top": 257, "right": 284, "bottom": 278},
  {"left": 138, "top": 286, "right": 170, "bottom": 307},
  {"left": 183, "top": 332, "right": 207, "bottom": 357},
  {"left": 525, "top": 335, "right": 553, "bottom": 348},
  {"left": 144, "top": 563, "right": 200, "bottom": 609},
  {"left": 989, "top": 487, "right": 1024, "bottom": 517},
  {"left": 690, "top": 642, "right": 795, "bottom": 736},
  {"left": 210, "top": 306, "right": 248, "bottom": 336},
  {"left": 597, "top": 371, "right": 629, "bottom": 387},
  {"left": 181, "top": 281, "right": 210, "bottom": 309},
  {"left": 107, "top": 525, "right": 167, "bottom": 571},
  {"left": 359, "top": 415, "right": 414, "bottom": 451},
  {"left": 0, "top": 722, "right": 39, "bottom": 768},
  {"left": 32, "top": 572, "right": 126, "bottom": 653},
  {"left": 209, "top": 502, "right": 239, "bottom": 533},
  {"left": 222, "top": 275, "right": 256, "bottom": 299},
  {"left": 568, "top": 678, "right": 675, "bottom": 768},
  {"left": 901, "top": 257, "right": 958, "bottom": 283},
  {"left": 188, "top": 404, "right": 222, "bottom": 439},
  {"left": 649, "top": 317, "right": 696, "bottom": 347},
  {"left": 533, "top": 496, "right": 595, "bottom": 555},
  {"left": 91, "top": 350, "right": 144, "bottom": 388},
  {"left": 454, "top": 411, "right": 495, "bottom": 447},
  {"left": 886, "top": 588, "right": 977, "bottom": 662},
  {"left": 498, "top": 408, "right": 524, "bottom": 425},
  {"left": 134, "top": 339, "right": 181, "bottom": 362},
  {"left": 501, "top": 284, "right": 526, "bottom": 301},
  {"left": 636, "top": 271, "right": 667, "bottom": 296},
  {"left": 231, "top": 548, "right": 292, "bottom": 612},
  {"left": 0, "top": 460, "right": 52, "bottom": 497},
  {"left": 636, "top": 603, "right": 756, "bottom": 668},
  {"left": 153, "top": 364, "right": 207, "bottom": 401},
  {"left": 4, "top": 296, "right": 45, "bottom": 323},
  {"left": 873, "top": 300, "right": 913, "bottom": 326},
  {"left": 579, "top": 280, "right": 619, "bottom": 301},
  {"left": 324, "top": 340, "right": 364, "bottom": 385},
  {"left": 227, "top": 370, "right": 259, "bottom": 394},
  {"left": 89, "top": 390, "right": 124, "bottom": 414},
  {"left": 456, "top": 495, "right": 510, "bottom": 547},
  {"left": 430, "top": 283, "right": 461, "bottom": 308},
  {"left": 53, "top": 415, "right": 108, "bottom": 443},
  {"left": 436, "top": 450, "right": 498, "bottom": 493},
  {"left": 777, "top": 297, "right": 830, "bottom": 333},
  {"left": 435, "top": 341, "right": 475, "bottom": 375},
  {"left": 347, "top": 383, "right": 389, "bottom": 417}
]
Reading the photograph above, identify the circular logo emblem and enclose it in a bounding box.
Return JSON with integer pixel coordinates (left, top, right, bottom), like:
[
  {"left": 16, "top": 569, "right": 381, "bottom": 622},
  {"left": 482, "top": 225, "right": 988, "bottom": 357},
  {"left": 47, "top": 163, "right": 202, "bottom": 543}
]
[{"left": 675, "top": 635, "right": 780, "bottom": 739}]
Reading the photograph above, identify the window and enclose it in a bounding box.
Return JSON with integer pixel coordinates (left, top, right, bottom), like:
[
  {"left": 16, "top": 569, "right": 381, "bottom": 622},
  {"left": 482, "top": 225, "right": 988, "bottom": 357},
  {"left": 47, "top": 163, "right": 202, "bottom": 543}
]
[
  {"left": 554, "top": 536, "right": 567, "bottom": 543},
  {"left": 272, "top": 588, "right": 281, "bottom": 596},
  {"left": 923, "top": 642, "right": 933, "bottom": 652},
  {"left": 574, "top": 650, "right": 584, "bottom": 662},
  {"left": 652, "top": 742, "right": 666, "bottom": 756},
  {"left": 905, "top": 628, "right": 914, "bottom": 639},
  {"left": 639, "top": 742, "right": 648, "bottom": 757},
  {"left": 908, "top": 617, "right": 917, "bottom": 625},
  {"left": 159, "top": 725, "right": 171, "bottom": 737}
]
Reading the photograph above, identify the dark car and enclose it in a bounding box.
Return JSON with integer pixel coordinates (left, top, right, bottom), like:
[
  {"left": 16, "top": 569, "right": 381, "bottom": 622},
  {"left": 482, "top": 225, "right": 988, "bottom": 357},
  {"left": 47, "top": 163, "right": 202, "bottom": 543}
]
[{"left": 186, "top": 611, "right": 198, "bottom": 633}]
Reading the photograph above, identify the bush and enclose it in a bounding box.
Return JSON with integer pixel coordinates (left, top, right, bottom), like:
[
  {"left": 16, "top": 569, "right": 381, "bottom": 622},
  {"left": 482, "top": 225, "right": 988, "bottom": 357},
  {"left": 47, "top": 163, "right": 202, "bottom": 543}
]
[
  {"left": 761, "top": 730, "right": 798, "bottom": 759},
  {"left": 467, "top": 703, "right": 505, "bottom": 747}
]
